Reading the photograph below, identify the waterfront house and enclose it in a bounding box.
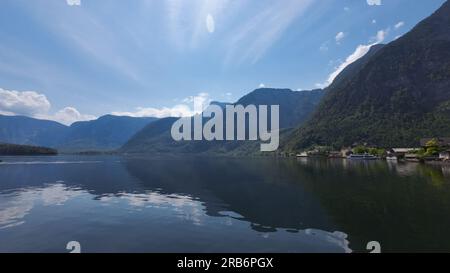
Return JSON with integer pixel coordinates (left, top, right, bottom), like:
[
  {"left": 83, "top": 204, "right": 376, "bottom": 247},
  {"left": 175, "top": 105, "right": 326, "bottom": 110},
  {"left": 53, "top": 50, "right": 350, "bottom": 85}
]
[
  {"left": 340, "top": 147, "right": 352, "bottom": 157},
  {"left": 392, "top": 148, "right": 420, "bottom": 154},
  {"left": 329, "top": 151, "right": 343, "bottom": 158},
  {"left": 440, "top": 151, "right": 450, "bottom": 161},
  {"left": 391, "top": 148, "right": 420, "bottom": 159}
]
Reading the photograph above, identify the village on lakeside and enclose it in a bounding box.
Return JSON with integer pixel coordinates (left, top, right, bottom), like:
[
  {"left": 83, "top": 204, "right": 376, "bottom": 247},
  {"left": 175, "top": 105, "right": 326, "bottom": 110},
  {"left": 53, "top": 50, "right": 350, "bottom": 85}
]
[{"left": 282, "top": 137, "right": 450, "bottom": 163}]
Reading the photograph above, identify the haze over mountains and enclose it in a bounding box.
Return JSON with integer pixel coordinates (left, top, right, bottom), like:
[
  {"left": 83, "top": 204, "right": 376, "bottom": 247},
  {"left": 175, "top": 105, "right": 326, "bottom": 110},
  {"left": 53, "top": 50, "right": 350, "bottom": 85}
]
[
  {"left": 0, "top": 88, "right": 324, "bottom": 154},
  {"left": 0, "top": 115, "right": 67, "bottom": 148},
  {"left": 1, "top": 1, "right": 449, "bottom": 154},
  {"left": 121, "top": 88, "right": 325, "bottom": 155},
  {"left": 0, "top": 114, "right": 156, "bottom": 152}
]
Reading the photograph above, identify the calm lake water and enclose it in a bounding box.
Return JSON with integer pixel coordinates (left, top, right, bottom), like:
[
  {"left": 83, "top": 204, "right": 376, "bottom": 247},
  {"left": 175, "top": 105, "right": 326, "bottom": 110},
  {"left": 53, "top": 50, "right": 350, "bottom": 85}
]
[{"left": 1, "top": 155, "right": 450, "bottom": 253}]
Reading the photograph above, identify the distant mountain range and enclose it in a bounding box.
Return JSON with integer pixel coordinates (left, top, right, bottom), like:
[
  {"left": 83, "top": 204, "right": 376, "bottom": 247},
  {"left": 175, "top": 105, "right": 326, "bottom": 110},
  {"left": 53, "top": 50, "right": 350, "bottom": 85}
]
[
  {"left": 0, "top": 114, "right": 156, "bottom": 152},
  {"left": 121, "top": 88, "right": 325, "bottom": 155},
  {"left": 60, "top": 115, "right": 157, "bottom": 152},
  {"left": 0, "top": 115, "right": 67, "bottom": 148},
  {"left": 2, "top": 1, "right": 449, "bottom": 154},
  {"left": 0, "top": 88, "right": 324, "bottom": 154},
  {"left": 284, "top": 0, "right": 450, "bottom": 150}
]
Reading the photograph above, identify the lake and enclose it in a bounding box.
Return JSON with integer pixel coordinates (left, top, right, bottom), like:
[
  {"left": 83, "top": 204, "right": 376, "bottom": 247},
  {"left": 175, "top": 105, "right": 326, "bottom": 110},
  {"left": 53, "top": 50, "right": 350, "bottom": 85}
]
[{"left": 1, "top": 155, "right": 450, "bottom": 253}]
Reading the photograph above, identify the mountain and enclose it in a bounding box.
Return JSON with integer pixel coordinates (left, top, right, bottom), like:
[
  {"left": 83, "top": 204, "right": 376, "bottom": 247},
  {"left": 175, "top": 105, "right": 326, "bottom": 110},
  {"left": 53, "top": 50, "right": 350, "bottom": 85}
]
[
  {"left": 284, "top": 1, "right": 450, "bottom": 150},
  {"left": 58, "top": 115, "right": 157, "bottom": 152},
  {"left": 121, "top": 88, "right": 324, "bottom": 154},
  {"left": 0, "top": 114, "right": 157, "bottom": 152},
  {"left": 328, "top": 44, "right": 384, "bottom": 89},
  {"left": 0, "top": 115, "right": 67, "bottom": 147},
  {"left": 237, "top": 88, "right": 324, "bottom": 128},
  {"left": 209, "top": 101, "right": 232, "bottom": 109}
]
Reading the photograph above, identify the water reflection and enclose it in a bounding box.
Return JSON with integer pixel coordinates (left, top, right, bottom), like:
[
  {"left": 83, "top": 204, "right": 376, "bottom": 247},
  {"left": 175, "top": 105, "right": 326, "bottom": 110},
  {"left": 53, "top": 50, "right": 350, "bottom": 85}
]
[
  {"left": 0, "top": 155, "right": 449, "bottom": 252},
  {"left": 295, "top": 158, "right": 450, "bottom": 251},
  {"left": 0, "top": 183, "right": 83, "bottom": 229}
]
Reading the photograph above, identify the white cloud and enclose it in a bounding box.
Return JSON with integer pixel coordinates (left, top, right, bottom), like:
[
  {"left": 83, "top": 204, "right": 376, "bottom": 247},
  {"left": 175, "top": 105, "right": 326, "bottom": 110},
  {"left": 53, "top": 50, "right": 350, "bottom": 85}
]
[
  {"left": 0, "top": 87, "right": 95, "bottom": 125},
  {"left": 112, "top": 93, "right": 212, "bottom": 118},
  {"left": 372, "top": 29, "right": 388, "bottom": 43},
  {"left": 112, "top": 105, "right": 194, "bottom": 119},
  {"left": 372, "top": 19, "right": 377, "bottom": 24},
  {"left": 47, "top": 107, "right": 96, "bottom": 125},
  {"left": 181, "top": 92, "right": 211, "bottom": 113},
  {"left": 315, "top": 82, "right": 327, "bottom": 89},
  {"left": 335, "top": 32, "right": 346, "bottom": 43},
  {"left": 367, "top": 0, "right": 381, "bottom": 6},
  {"left": 344, "top": 7, "right": 350, "bottom": 12},
  {"left": 395, "top": 21, "right": 405, "bottom": 29},
  {"left": 206, "top": 14, "right": 215, "bottom": 33},
  {"left": 66, "top": 0, "right": 81, "bottom": 6},
  {"left": 317, "top": 29, "right": 387, "bottom": 88},
  {"left": 0, "top": 88, "right": 50, "bottom": 116}
]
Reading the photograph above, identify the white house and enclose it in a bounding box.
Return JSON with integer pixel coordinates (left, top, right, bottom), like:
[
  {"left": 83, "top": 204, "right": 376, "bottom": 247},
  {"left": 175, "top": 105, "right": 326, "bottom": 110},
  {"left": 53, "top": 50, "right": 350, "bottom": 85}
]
[{"left": 439, "top": 151, "right": 450, "bottom": 160}]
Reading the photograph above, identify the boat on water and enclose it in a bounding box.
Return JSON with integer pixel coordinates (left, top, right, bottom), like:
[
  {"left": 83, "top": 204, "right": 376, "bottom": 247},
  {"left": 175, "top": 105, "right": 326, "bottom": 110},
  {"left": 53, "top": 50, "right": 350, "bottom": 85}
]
[
  {"left": 296, "top": 152, "right": 308, "bottom": 158},
  {"left": 347, "top": 153, "right": 379, "bottom": 160},
  {"left": 386, "top": 156, "right": 398, "bottom": 161}
]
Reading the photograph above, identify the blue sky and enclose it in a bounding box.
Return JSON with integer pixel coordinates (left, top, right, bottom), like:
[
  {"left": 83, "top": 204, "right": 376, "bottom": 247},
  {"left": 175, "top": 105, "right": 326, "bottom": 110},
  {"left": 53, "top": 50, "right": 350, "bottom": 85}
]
[{"left": 0, "top": 0, "right": 446, "bottom": 125}]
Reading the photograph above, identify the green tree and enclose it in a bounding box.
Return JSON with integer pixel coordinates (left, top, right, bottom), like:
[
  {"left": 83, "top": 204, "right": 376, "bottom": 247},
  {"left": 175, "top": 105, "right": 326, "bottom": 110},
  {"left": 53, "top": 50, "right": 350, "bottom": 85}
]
[
  {"left": 425, "top": 139, "right": 440, "bottom": 156},
  {"left": 353, "top": 145, "right": 368, "bottom": 154}
]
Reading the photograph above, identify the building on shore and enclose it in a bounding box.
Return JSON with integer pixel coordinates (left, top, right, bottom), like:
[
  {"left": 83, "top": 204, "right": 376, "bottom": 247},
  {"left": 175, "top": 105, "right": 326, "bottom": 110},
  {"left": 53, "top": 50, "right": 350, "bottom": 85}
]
[
  {"left": 340, "top": 147, "right": 352, "bottom": 158},
  {"left": 390, "top": 148, "right": 420, "bottom": 160},
  {"left": 440, "top": 151, "right": 450, "bottom": 161},
  {"left": 328, "top": 151, "right": 343, "bottom": 158}
]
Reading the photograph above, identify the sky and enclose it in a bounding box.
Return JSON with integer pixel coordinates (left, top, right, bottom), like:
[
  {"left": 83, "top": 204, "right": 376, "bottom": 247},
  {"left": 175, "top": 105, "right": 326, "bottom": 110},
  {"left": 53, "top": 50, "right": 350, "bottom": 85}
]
[{"left": 0, "top": 0, "right": 446, "bottom": 125}]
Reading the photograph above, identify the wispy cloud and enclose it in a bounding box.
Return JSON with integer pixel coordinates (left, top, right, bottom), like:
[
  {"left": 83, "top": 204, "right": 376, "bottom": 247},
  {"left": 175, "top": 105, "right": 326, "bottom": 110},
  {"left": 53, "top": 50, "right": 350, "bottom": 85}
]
[
  {"left": 319, "top": 41, "right": 330, "bottom": 52},
  {"left": 164, "top": 0, "right": 313, "bottom": 64},
  {"left": 22, "top": 1, "right": 149, "bottom": 87},
  {"left": 66, "top": 0, "right": 81, "bottom": 6},
  {"left": 206, "top": 14, "right": 215, "bottom": 33},
  {"left": 224, "top": 0, "right": 313, "bottom": 65},
  {"left": 395, "top": 21, "right": 405, "bottom": 29},
  {"left": 335, "top": 32, "right": 346, "bottom": 44},
  {"left": 367, "top": 0, "right": 382, "bottom": 6},
  {"left": 317, "top": 29, "right": 388, "bottom": 88},
  {"left": 57, "top": 18, "right": 145, "bottom": 85}
]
